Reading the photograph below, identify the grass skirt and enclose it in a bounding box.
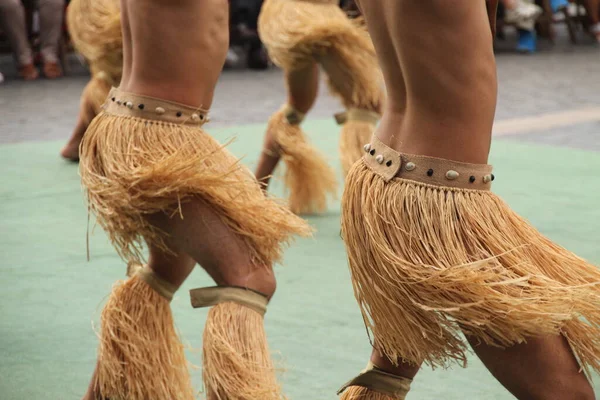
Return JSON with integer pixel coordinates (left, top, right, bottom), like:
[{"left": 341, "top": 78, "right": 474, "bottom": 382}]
[
  {"left": 67, "top": 0, "right": 122, "bottom": 82},
  {"left": 202, "top": 302, "right": 283, "bottom": 399},
  {"left": 259, "top": 0, "right": 384, "bottom": 175},
  {"left": 342, "top": 154, "right": 600, "bottom": 374},
  {"left": 266, "top": 108, "right": 337, "bottom": 214},
  {"left": 96, "top": 273, "right": 194, "bottom": 399},
  {"left": 80, "top": 89, "right": 311, "bottom": 265}
]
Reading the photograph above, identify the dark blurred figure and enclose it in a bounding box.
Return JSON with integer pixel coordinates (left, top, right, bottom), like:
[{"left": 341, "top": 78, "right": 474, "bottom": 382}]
[
  {"left": 583, "top": 0, "right": 600, "bottom": 42},
  {"left": 0, "top": 0, "right": 65, "bottom": 80},
  {"left": 229, "top": 0, "right": 269, "bottom": 69}
]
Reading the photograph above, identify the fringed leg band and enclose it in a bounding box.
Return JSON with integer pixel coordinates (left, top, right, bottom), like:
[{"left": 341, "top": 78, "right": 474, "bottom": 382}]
[
  {"left": 96, "top": 264, "right": 194, "bottom": 400},
  {"left": 341, "top": 134, "right": 600, "bottom": 373},
  {"left": 338, "top": 362, "right": 412, "bottom": 400},
  {"left": 264, "top": 104, "right": 337, "bottom": 214},
  {"left": 190, "top": 286, "right": 284, "bottom": 399},
  {"left": 335, "top": 108, "right": 380, "bottom": 176}
]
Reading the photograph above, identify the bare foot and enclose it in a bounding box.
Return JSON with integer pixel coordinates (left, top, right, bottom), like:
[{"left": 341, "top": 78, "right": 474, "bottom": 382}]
[
  {"left": 61, "top": 112, "right": 90, "bottom": 161},
  {"left": 60, "top": 137, "right": 81, "bottom": 162}
]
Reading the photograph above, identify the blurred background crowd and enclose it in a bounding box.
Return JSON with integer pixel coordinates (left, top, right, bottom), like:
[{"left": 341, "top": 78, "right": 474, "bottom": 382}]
[{"left": 0, "top": 0, "right": 598, "bottom": 83}]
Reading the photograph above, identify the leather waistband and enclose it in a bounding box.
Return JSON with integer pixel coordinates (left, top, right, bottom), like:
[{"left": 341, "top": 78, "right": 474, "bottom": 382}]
[
  {"left": 102, "top": 87, "right": 209, "bottom": 126},
  {"left": 363, "top": 135, "right": 494, "bottom": 190}
]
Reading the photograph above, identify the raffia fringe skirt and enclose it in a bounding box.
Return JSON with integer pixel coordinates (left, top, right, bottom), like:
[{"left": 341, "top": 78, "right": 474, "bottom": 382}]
[
  {"left": 67, "top": 0, "right": 122, "bottom": 82},
  {"left": 341, "top": 135, "right": 600, "bottom": 375},
  {"left": 80, "top": 88, "right": 311, "bottom": 265},
  {"left": 258, "top": 0, "right": 382, "bottom": 108}
]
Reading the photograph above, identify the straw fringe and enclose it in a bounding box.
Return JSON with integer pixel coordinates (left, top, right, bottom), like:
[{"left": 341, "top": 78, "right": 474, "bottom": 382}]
[
  {"left": 340, "top": 386, "right": 397, "bottom": 400},
  {"left": 341, "top": 161, "right": 600, "bottom": 373},
  {"left": 203, "top": 302, "right": 284, "bottom": 400},
  {"left": 67, "top": 0, "right": 122, "bottom": 82},
  {"left": 80, "top": 113, "right": 311, "bottom": 264},
  {"left": 259, "top": 0, "right": 383, "bottom": 176},
  {"left": 96, "top": 274, "right": 194, "bottom": 400},
  {"left": 267, "top": 110, "right": 337, "bottom": 214},
  {"left": 339, "top": 121, "right": 375, "bottom": 176},
  {"left": 260, "top": 0, "right": 369, "bottom": 72}
]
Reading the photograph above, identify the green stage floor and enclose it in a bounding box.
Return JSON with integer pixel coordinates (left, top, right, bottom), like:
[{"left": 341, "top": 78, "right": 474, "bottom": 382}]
[{"left": 1, "top": 119, "right": 599, "bottom": 399}]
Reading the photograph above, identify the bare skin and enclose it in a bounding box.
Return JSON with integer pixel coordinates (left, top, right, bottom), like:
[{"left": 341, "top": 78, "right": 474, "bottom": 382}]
[
  {"left": 254, "top": 63, "right": 320, "bottom": 188},
  {"left": 358, "top": 0, "right": 594, "bottom": 398},
  {"left": 60, "top": 110, "right": 89, "bottom": 161},
  {"left": 82, "top": 0, "right": 275, "bottom": 398}
]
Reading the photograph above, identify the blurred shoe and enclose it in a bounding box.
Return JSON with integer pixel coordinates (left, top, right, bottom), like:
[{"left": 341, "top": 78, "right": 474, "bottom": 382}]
[
  {"left": 516, "top": 29, "right": 537, "bottom": 53},
  {"left": 0, "top": 72, "right": 4, "bottom": 84},
  {"left": 592, "top": 23, "right": 600, "bottom": 44},
  {"left": 18, "top": 63, "right": 39, "bottom": 81},
  {"left": 505, "top": 0, "right": 543, "bottom": 31},
  {"left": 43, "top": 62, "right": 63, "bottom": 79}
]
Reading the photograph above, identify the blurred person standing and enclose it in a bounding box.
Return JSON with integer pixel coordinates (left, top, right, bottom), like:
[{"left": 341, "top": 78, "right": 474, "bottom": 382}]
[
  {"left": 502, "top": 0, "right": 543, "bottom": 53},
  {"left": 584, "top": 0, "right": 600, "bottom": 42},
  {"left": 0, "top": 0, "right": 65, "bottom": 80}
]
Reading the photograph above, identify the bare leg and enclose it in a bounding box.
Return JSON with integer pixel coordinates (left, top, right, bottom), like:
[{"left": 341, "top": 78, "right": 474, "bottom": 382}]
[
  {"left": 466, "top": 334, "right": 594, "bottom": 400},
  {"left": 61, "top": 88, "right": 95, "bottom": 161},
  {"left": 342, "top": 0, "right": 595, "bottom": 398},
  {"left": 60, "top": 111, "right": 88, "bottom": 161},
  {"left": 83, "top": 0, "right": 292, "bottom": 398},
  {"left": 255, "top": 63, "right": 320, "bottom": 188},
  {"left": 82, "top": 0, "right": 228, "bottom": 397}
]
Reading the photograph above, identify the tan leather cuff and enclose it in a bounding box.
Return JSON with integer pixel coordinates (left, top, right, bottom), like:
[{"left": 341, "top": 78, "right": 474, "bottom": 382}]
[
  {"left": 190, "top": 286, "right": 268, "bottom": 316},
  {"left": 126, "top": 262, "right": 178, "bottom": 301},
  {"left": 103, "top": 87, "right": 209, "bottom": 126},
  {"left": 335, "top": 108, "right": 380, "bottom": 125},
  {"left": 363, "top": 135, "right": 494, "bottom": 190},
  {"left": 282, "top": 104, "right": 305, "bottom": 125},
  {"left": 337, "top": 362, "right": 412, "bottom": 398}
]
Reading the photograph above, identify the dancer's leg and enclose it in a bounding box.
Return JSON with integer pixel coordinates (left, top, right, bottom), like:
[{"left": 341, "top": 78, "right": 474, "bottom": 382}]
[
  {"left": 466, "top": 334, "right": 593, "bottom": 400},
  {"left": 340, "top": 0, "right": 598, "bottom": 398},
  {"left": 255, "top": 63, "right": 319, "bottom": 188},
  {"left": 82, "top": 1, "right": 298, "bottom": 398}
]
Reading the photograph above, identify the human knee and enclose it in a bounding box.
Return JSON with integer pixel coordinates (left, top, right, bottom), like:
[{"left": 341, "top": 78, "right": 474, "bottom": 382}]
[
  {"left": 244, "top": 265, "right": 277, "bottom": 299},
  {"left": 219, "top": 261, "right": 277, "bottom": 299}
]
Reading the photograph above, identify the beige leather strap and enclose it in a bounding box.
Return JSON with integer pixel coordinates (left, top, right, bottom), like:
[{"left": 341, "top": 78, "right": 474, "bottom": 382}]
[
  {"left": 126, "top": 261, "right": 143, "bottom": 278},
  {"left": 282, "top": 104, "right": 305, "bottom": 125},
  {"left": 103, "top": 87, "right": 209, "bottom": 126},
  {"left": 335, "top": 108, "right": 380, "bottom": 126},
  {"left": 363, "top": 135, "right": 494, "bottom": 190},
  {"left": 126, "top": 263, "right": 178, "bottom": 301},
  {"left": 337, "top": 362, "right": 412, "bottom": 398},
  {"left": 190, "top": 286, "right": 268, "bottom": 316}
]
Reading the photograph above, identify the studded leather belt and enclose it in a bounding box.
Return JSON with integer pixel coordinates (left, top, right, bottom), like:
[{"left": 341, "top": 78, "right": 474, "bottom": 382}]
[{"left": 363, "top": 135, "right": 494, "bottom": 190}]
